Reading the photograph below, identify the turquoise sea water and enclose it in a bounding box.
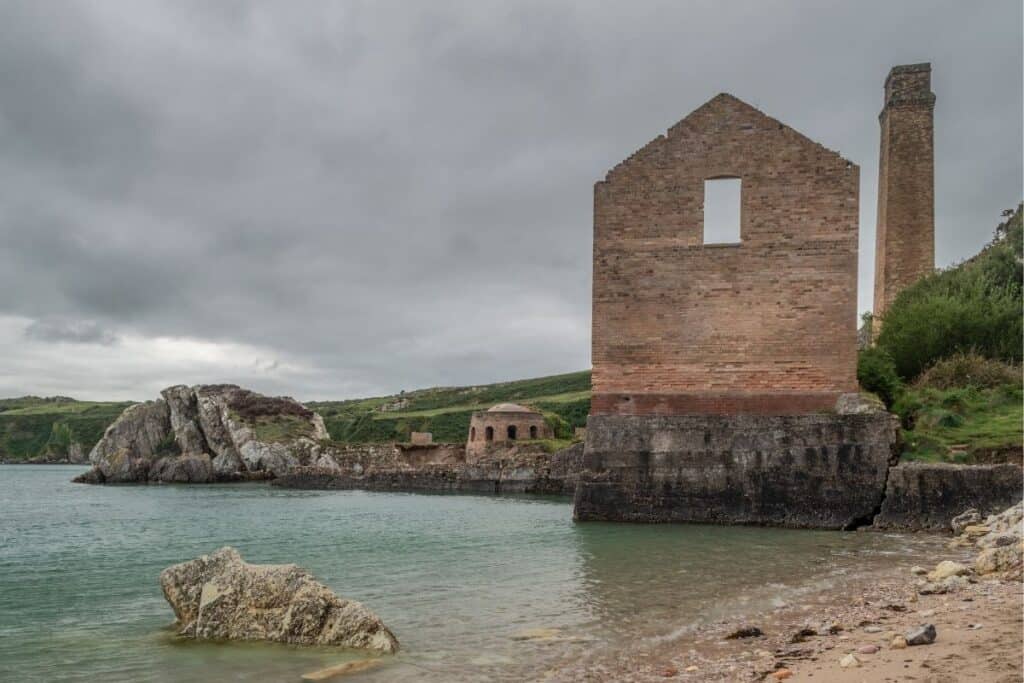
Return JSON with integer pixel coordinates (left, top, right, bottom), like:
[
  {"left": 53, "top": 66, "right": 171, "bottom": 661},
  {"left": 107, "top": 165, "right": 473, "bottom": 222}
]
[{"left": 0, "top": 466, "right": 944, "bottom": 682}]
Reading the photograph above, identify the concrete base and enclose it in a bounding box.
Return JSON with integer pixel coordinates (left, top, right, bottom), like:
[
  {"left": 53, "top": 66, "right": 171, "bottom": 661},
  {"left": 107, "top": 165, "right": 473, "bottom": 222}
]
[
  {"left": 574, "top": 413, "right": 899, "bottom": 529},
  {"left": 874, "top": 463, "right": 1024, "bottom": 531}
]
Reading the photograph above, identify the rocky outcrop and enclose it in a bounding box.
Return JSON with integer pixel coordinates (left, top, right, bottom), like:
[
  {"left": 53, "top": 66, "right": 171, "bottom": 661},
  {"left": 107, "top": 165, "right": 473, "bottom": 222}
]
[
  {"left": 573, "top": 413, "right": 899, "bottom": 528},
  {"left": 160, "top": 547, "right": 398, "bottom": 652},
  {"left": 74, "top": 384, "right": 329, "bottom": 484},
  {"left": 873, "top": 463, "right": 1024, "bottom": 531}
]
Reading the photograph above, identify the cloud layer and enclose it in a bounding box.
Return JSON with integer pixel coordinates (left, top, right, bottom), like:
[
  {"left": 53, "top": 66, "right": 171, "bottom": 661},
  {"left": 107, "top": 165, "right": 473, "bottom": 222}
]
[{"left": 1, "top": 1, "right": 1021, "bottom": 400}]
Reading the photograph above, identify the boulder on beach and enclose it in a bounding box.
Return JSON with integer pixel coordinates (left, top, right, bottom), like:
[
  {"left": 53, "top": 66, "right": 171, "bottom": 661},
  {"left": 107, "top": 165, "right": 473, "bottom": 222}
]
[
  {"left": 73, "top": 384, "right": 331, "bottom": 484},
  {"left": 159, "top": 547, "right": 399, "bottom": 653}
]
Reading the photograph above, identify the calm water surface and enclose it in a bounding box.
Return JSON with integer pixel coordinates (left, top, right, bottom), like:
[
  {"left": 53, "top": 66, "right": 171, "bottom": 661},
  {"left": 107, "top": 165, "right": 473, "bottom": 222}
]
[{"left": 0, "top": 466, "right": 943, "bottom": 682}]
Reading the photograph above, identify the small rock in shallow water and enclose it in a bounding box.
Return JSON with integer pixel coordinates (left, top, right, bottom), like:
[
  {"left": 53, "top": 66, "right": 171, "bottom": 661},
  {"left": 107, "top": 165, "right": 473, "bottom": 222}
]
[
  {"left": 301, "top": 659, "right": 382, "bottom": 681},
  {"left": 858, "top": 644, "right": 879, "bottom": 655},
  {"left": 905, "top": 624, "right": 937, "bottom": 646},
  {"left": 725, "top": 626, "right": 764, "bottom": 639},
  {"left": 839, "top": 653, "right": 860, "bottom": 668}
]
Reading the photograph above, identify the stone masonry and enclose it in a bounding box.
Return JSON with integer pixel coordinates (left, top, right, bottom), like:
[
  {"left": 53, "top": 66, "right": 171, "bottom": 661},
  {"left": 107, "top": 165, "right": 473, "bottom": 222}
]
[
  {"left": 873, "top": 63, "right": 936, "bottom": 322},
  {"left": 591, "top": 93, "right": 859, "bottom": 416}
]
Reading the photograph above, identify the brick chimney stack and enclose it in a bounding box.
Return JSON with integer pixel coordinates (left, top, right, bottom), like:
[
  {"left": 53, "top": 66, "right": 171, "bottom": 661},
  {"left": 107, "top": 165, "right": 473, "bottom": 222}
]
[{"left": 873, "top": 63, "right": 936, "bottom": 324}]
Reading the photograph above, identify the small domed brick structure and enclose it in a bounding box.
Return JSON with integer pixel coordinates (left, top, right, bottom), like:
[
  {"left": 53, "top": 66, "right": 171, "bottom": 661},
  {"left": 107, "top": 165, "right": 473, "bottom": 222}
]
[{"left": 466, "top": 403, "right": 551, "bottom": 458}]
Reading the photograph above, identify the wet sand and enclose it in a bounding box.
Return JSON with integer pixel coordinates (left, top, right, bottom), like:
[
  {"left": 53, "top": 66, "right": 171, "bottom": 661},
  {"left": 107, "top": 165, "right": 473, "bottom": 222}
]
[{"left": 545, "top": 547, "right": 1023, "bottom": 682}]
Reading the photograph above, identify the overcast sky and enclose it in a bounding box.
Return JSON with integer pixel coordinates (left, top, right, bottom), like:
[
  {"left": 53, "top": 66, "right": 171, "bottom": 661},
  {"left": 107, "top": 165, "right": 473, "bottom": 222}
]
[{"left": 1, "top": 1, "right": 1021, "bottom": 401}]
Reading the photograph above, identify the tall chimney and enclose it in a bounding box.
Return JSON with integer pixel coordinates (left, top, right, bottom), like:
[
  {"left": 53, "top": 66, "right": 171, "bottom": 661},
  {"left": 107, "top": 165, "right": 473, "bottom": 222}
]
[{"left": 873, "top": 63, "right": 936, "bottom": 324}]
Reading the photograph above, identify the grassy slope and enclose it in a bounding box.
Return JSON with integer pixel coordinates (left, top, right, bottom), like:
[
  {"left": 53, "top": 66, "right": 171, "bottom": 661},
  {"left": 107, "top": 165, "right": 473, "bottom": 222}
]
[
  {"left": 897, "top": 384, "right": 1022, "bottom": 464},
  {"left": 308, "top": 370, "right": 592, "bottom": 444},
  {"left": 0, "top": 398, "right": 133, "bottom": 461}
]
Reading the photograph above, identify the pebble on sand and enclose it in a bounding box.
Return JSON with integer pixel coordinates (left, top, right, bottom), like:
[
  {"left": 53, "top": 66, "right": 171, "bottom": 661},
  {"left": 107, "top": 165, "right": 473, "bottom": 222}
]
[
  {"left": 905, "top": 623, "right": 938, "bottom": 646},
  {"left": 770, "top": 668, "right": 793, "bottom": 680},
  {"left": 839, "top": 653, "right": 860, "bottom": 668}
]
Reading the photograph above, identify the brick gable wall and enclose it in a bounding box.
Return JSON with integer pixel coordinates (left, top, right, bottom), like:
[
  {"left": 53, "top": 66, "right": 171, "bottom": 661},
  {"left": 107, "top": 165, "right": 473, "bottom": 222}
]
[{"left": 591, "top": 94, "right": 859, "bottom": 415}]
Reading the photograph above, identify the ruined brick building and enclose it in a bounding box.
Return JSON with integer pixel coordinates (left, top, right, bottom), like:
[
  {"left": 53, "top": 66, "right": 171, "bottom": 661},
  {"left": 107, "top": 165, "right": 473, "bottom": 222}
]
[
  {"left": 873, "top": 63, "right": 936, "bottom": 321},
  {"left": 575, "top": 65, "right": 936, "bottom": 526},
  {"left": 591, "top": 93, "right": 860, "bottom": 416},
  {"left": 466, "top": 403, "right": 551, "bottom": 459}
]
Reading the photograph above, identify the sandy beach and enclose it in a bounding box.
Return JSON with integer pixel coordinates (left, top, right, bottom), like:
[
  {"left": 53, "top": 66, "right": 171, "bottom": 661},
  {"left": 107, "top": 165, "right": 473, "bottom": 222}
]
[{"left": 547, "top": 541, "right": 1023, "bottom": 682}]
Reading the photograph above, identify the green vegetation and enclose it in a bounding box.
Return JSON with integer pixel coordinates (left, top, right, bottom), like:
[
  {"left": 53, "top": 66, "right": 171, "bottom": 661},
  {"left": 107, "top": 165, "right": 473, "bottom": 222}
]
[
  {"left": 250, "top": 415, "right": 317, "bottom": 443},
  {"left": 860, "top": 205, "right": 1023, "bottom": 464},
  {"left": 856, "top": 347, "right": 901, "bottom": 408},
  {"left": 0, "top": 398, "right": 132, "bottom": 461},
  {"left": 876, "top": 204, "right": 1022, "bottom": 380},
  {"left": 309, "top": 371, "right": 592, "bottom": 444},
  {"left": 895, "top": 383, "right": 1022, "bottom": 464}
]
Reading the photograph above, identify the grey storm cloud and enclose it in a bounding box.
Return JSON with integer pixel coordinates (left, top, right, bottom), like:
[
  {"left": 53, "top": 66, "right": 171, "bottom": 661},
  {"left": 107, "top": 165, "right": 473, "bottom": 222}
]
[
  {"left": 0, "top": 0, "right": 1021, "bottom": 401},
  {"left": 24, "top": 318, "right": 119, "bottom": 346}
]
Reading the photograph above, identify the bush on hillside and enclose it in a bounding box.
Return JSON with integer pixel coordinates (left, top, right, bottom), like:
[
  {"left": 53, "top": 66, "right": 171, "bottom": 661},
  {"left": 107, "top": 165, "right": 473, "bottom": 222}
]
[
  {"left": 914, "top": 352, "right": 1021, "bottom": 391},
  {"left": 857, "top": 347, "right": 902, "bottom": 408},
  {"left": 876, "top": 204, "right": 1023, "bottom": 380}
]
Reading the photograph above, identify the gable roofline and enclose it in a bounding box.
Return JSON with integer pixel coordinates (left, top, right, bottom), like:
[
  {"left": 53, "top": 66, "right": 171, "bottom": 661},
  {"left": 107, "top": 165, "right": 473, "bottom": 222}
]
[{"left": 600, "top": 92, "right": 856, "bottom": 183}]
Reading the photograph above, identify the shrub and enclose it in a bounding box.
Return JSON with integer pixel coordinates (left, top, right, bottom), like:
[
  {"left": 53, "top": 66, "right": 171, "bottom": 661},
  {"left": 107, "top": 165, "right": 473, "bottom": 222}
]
[
  {"left": 857, "top": 347, "right": 902, "bottom": 407},
  {"left": 914, "top": 352, "right": 1021, "bottom": 391},
  {"left": 875, "top": 204, "right": 1023, "bottom": 380}
]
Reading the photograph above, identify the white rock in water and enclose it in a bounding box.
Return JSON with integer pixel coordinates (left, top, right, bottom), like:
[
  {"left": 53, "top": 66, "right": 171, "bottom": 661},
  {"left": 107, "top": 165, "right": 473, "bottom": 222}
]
[{"left": 160, "top": 547, "right": 398, "bottom": 653}]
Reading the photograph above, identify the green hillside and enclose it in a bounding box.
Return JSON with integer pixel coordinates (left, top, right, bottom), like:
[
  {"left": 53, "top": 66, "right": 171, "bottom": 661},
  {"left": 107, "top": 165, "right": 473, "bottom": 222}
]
[
  {"left": 0, "top": 397, "right": 133, "bottom": 462},
  {"left": 308, "top": 370, "right": 592, "bottom": 444}
]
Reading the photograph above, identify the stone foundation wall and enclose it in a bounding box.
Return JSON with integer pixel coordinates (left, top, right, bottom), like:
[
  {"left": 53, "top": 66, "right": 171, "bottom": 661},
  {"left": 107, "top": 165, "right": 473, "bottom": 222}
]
[
  {"left": 574, "top": 413, "right": 899, "bottom": 529},
  {"left": 273, "top": 442, "right": 582, "bottom": 496},
  {"left": 874, "top": 463, "right": 1023, "bottom": 531}
]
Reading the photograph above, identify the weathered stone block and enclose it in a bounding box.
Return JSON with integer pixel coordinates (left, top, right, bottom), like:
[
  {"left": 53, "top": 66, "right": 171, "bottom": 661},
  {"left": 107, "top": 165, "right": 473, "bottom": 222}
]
[
  {"left": 873, "top": 463, "right": 1023, "bottom": 531},
  {"left": 574, "top": 413, "right": 898, "bottom": 528}
]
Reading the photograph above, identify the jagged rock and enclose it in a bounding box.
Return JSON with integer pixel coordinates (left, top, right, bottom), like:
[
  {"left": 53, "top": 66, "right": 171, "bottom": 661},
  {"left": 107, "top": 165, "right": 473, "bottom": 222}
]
[
  {"left": 905, "top": 624, "right": 936, "bottom": 646},
  {"left": 90, "top": 397, "right": 172, "bottom": 483},
  {"left": 951, "top": 508, "right": 982, "bottom": 535},
  {"left": 149, "top": 453, "right": 214, "bottom": 483},
  {"left": 159, "top": 547, "right": 398, "bottom": 652},
  {"left": 161, "top": 386, "right": 208, "bottom": 454},
  {"left": 74, "top": 384, "right": 331, "bottom": 484},
  {"left": 839, "top": 653, "right": 860, "bottom": 668}
]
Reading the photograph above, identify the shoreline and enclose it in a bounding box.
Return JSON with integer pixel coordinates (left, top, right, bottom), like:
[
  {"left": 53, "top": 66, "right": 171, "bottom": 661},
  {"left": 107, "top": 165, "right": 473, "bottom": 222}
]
[{"left": 545, "top": 540, "right": 1023, "bottom": 681}]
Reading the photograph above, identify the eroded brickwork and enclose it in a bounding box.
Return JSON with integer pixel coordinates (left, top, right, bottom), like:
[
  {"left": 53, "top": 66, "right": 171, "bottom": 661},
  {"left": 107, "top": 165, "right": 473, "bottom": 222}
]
[
  {"left": 873, "top": 63, "right": 936, "bottom": 321},
  {"left": 592, "top": 94, "right": 859, "bottom": 415}
]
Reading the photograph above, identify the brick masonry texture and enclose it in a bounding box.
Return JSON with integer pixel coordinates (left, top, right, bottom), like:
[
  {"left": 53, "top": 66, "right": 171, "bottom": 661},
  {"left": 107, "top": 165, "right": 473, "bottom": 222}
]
[
  {"left": 466, "top": 409, "right": 551, "bottom": 459},
  {"left": 873, "top": 63, "right": 936, "bottom": 320},
  {"left": 592, "top": 93, "right": 859, "bottom": 416}
]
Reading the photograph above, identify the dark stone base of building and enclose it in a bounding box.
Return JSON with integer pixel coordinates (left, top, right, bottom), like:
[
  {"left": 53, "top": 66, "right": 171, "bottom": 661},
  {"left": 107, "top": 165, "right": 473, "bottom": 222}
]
[
  {"left": 873, "top": 463, "right": 1024, "bottom": 531},
  {"left": 574, "top": 413, "right": 900, "bottom": 529}
]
